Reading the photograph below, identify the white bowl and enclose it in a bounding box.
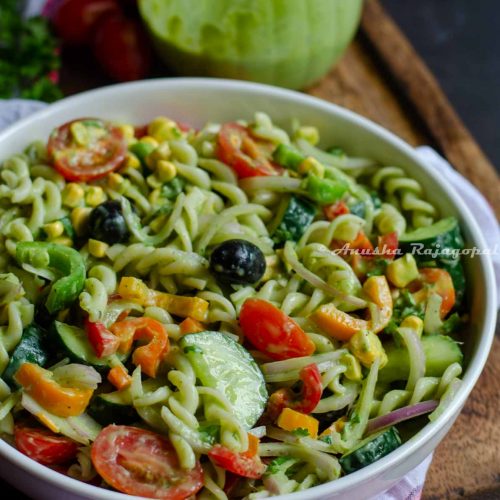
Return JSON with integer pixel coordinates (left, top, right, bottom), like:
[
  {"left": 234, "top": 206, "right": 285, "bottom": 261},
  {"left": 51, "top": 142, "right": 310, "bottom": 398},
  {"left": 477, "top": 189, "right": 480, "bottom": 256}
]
[{"left": 0, "top": 79, "right": 496, "bottom": 500}]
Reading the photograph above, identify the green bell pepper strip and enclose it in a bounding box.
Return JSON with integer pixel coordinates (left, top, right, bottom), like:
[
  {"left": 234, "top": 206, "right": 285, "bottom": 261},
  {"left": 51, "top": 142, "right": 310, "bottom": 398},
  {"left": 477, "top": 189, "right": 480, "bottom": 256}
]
[
  {"left": 272, "top": 144, "right": 305, "bottom": 171},
  {"left": 16, "top": 242, "right": 86, "bottom": 313},
  {"left": 304, "top": 174, "right": 349, "bottom": 204}
]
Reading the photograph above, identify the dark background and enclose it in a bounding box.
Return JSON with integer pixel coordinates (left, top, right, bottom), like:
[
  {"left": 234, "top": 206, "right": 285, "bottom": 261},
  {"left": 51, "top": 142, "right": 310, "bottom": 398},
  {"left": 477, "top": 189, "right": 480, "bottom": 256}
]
[{"left": 382, "top": 0, "right": 499, "bottom": 171}]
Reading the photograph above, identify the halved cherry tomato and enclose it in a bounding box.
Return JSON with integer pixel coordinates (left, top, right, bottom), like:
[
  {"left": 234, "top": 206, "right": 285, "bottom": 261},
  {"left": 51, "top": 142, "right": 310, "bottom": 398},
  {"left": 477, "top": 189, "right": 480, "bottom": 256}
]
[
  {"left": 217, "top": 123, "right": 280, "bottom": 178},
  {"left": 412, "top": 268, "right": 455, "bottom": 318},
  {"left": 208, "top": 444, "right": 265, "bottom": 479},
  {"left": 239, "top": 298, "right": 315, "bottom": 361},
  {"left": 14, "top": 426, "right": 79, "bottom": 466},
  {"left": 377, "top": 232, "right": 399, "bottom": 260},
  {"left": 91, "top": 425, "right": 203, "bottom": 499},
  {"left": 323, "top": 201, "right": 350, "bottom": 220},
  {"left": 267, "top": 364, "right": 322, "bottom": 419},
  {"left": 84, "top": 318, "right": 119, "bottom": 358},
  {"left": 50, "top": 0, "right": 120, "bottom": 45},
  {"left": 47, "top": 118, "right": 127, "bottom": 181}
]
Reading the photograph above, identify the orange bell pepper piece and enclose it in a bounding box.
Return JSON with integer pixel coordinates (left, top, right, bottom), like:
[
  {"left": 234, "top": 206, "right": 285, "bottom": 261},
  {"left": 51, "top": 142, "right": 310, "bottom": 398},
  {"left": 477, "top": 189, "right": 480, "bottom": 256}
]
[
  {"left": 15, "top": 363, "right": 93, "bottom": 417},
  {"left": 311, "top": 275, "right": 393, "bottom": 341},
  {"left": 118, "top": 277, "right": 209, "bottom": 321},
  {"left": 179, "top": 317, "right": 205, "bottom": 335},
  {"left": 107, "top": 365, "right": 132, "bottom": 390},
  {"left": 277, "top": 408, "right": 319, "bottom": 439},
  {"left": 243, "top": 433, "right": 260, "bottom": 458},
  {"left": 110, "top": 317, "right": 169, "bottom": 378}
]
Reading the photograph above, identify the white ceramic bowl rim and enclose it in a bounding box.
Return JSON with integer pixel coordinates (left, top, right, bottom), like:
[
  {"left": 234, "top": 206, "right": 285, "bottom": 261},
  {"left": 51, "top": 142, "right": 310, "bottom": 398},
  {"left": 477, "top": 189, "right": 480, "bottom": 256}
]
[{"left": 0, "top": 78, "right": 496, "bottom": 500}]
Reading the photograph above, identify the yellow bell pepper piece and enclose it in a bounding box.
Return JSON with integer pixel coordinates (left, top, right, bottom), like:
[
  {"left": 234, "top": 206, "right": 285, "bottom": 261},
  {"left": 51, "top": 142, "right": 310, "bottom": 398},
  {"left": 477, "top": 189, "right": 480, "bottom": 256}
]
[
  {"left": 348, "top": 330, "right": 388, "bottom": 368},
  {"left": 311, "top": 276, "right": 393, "bottom": 341},
  {"left": 118, "top": 276, "right": 209, "bottom": 321},
  {"left": 277, "top": 408, "right": 319, "bottom": 438},
  {"left": 15, "top": 363, "right": 93, "bottom": 417}
]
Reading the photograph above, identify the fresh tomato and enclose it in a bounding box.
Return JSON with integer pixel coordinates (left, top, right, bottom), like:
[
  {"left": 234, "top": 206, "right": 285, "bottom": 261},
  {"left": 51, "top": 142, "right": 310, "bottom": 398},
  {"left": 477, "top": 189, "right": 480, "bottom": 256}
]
[
  {"left": 14, "top": 426, "right": 79, "bottom": 466},
  {"left": 217, "top": 123, "right": 280, "bottom": 178},
  {"left": 323, "top": 201, "right": 350, "bottom": 220},
  {"left": 91, "top": 425, "right": 203, "bottom": 499},
  {"left": 239, "top": 298, "right": 315, "bottom": 361},
  {"left": 208, "top": 444, "right": 265, "bottom": 479},
  {"left": 47, "top": 118, "right": 127, "bottom": 181},
  {"left": 377, "top": 232, "right": 399, "bottom": 260},
  {"left": 267, "top": 364, "right": 322, "bottom": 419},
  {"left": 92, "top": 13, "right": 152, "bottom": 82},
  {"left": 412, "top": 268, "right": 455, "bottom": 318},
  {"left": 50, "top": 0, "right": 120, "bottom": 45},
  {"left": 84, "top": 318, "right": 120, "bottom": 358}
]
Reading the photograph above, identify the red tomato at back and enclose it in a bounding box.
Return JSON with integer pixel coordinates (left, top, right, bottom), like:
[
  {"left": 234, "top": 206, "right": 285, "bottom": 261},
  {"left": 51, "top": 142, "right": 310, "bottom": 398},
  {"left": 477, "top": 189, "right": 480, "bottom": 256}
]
[
  {"left": 92, "top": 14, "right": 152, "bottom": 82},
  {"left": 51, "top": 0, "right": 120, "bottom": 45}
]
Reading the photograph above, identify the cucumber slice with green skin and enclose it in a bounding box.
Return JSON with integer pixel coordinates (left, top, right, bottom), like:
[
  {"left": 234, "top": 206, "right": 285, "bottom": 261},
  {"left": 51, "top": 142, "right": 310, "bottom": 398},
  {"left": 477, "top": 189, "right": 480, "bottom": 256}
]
[
  {"left": 340, "top": 427, "right": 401, "bottom": 473},
  {"left": 379, "top": 335, "right": 463, "bottom": 383},
  {"left": 51, "top": 321, "right": 128, "bottom": 370},
  {"left": 272, "top": 195, "right": 316, "bottom": 246},
  {"left": 2, "top": 324, "right": 48, "bottom": 388},
  {"left": 399, "top": 217, "right": 464, "bottom": 255},
  {"left": 180, "top": 331, "right": 268, "bottom": 429},
  {"left": 87, "top": 392, "right": 138, "bottom": 426}
]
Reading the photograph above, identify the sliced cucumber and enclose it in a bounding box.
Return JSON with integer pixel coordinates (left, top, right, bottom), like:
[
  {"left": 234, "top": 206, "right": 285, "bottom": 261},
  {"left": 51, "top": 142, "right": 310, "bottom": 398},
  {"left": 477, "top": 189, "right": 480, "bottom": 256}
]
[
  {"left": 180, "top": 331, "right": 268, "bottom": 429},
  {"left": 379, "top": 335, "right": 463, "bottom": 383},
  {"left": 88, "top": 392, "right": 137, "bottom": 426},
  {"left": 2, "top": 324, "right": 48, "bottom": 388},
  {"left": 400, "top": 217, "right": 463, "bottom": 253},
  {"left": 272, "top": 195, "right": 316, "bottom": 245},
  {"left": 340, "top": 427, "right": 401, "bottom": 473},
  {"left": 51, "top": 321, "right": 128, "bottom": 370}
]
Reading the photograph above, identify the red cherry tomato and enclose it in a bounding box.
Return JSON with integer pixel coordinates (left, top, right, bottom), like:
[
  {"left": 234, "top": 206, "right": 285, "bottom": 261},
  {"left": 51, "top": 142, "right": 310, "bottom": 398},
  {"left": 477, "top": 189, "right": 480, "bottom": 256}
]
[
  {"left": 51, "top": 0, "right": 120, "bottom": 45},
  {"left": 412, "top": 268, "right": 456, "bottom": 318},
  {"left": 47, "top": 118, "right": 127, "bottom": 181},
  {"left": 323, "top": 200, "right": 350, "bottom": 220},
  {"left": 267, "top": 364, "right": 322, "bottom": 419},
  {"left": 92, "top": 13, "right": 152, "bottom": 82},
  {"left": 208, "top": 444, "right": 265, "bottom": 479},
  {"left": 14, "top": 426, "right": 79, "bottom": 466},
  {"left": 377, "top": 232, "right": 399, "bottom": 260},
  {"left": 84, "top": 318, "right": 119, "bottom": 358},
  {"left": 217, "top": 123, "right": 280, "bottom": 178},
  {"left": 239, "top": 298, "right": 315, "bottom": 361},
  {"left": 91, "top": 425, "right": 203, "bottom": 499}
]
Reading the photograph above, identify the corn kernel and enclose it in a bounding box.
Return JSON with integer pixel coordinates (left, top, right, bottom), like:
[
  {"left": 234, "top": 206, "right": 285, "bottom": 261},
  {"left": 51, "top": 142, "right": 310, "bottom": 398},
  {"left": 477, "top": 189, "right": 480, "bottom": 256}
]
[
  {"left": 52, "top": 236, "right": 73, "bottom": 247},
  {"left": 296, "top": 125, "right": 319, "bottom": 145},
  {"left": 386, "top": 254, "right": 419, "bottom": 288},
  {"left": 88, "top": 239, "right": 109, "bottom": 258},
  {"left": 108, "top": 173, "right": 125, "bottom": 191},
  {"left": 43, "top": 221, "right": 64, "bottom": 239},
  {"left": 62, "top": 183, "right": 84, "bottom": 208},
  {"left": 148, "top": 117, "right": 181, "bottom": 142},
  {"left": 71, "top": 207, "right": 92, "bottom": 236},
  {"left": 70, "top": 122, "right": 88, "bottom": 146},
  {"left": 145, "top": 142, "right": 171, "bottom": 169},
  {"left": 348, "top": 330, "right": 388, "bottom": 368},
  {"left": 85, "top": 186, "right": 106, "bottom": 207},
  {"left": 140, "top": 136, "right": 159, "bottom": 148},
  {"left": 298, "top": 156, "right": 324, "bottom": 178},
  {"left": 156, "top": 160, "right": 177, "bottom": 182},
  {"left": 124, "top": 152, "right": 141, "bottom": 169},
  {"left": 400, "top": 315, "right": 424, "bottom": 338},
  {"left": 117, "top": 124, "right": 135, "bottom": 141}
]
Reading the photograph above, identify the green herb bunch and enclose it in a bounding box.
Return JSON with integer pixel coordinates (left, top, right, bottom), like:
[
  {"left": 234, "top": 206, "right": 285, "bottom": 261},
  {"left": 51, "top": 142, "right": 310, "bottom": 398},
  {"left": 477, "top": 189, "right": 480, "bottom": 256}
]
[{"left": 0, "top": 0, "right": 63, "bottom": 102}]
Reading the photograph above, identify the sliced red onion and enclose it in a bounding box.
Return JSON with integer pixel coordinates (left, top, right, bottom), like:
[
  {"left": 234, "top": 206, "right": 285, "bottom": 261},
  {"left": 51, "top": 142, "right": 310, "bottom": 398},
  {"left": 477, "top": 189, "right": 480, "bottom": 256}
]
[
  {"left": 366, "top": 400, "right": 439, "bottom": 435},
  {"left": 53, "top": 364, "right": 101, "bottom": 390}
]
